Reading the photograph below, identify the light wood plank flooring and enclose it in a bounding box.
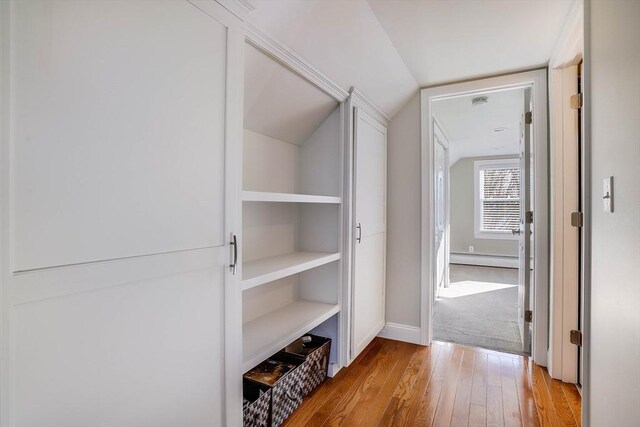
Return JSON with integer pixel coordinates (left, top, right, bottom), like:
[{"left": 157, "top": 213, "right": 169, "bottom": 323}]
[{"left": 283, "top": 338, "right": 581, "bottom": 426}]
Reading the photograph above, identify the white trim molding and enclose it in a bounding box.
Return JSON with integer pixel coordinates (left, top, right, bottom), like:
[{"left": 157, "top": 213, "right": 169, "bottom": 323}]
[
  {"left": 349, "top": 87, "right": 390, "bottom": 126},
  {"left": 420, "top": 69, "right": 549, "bottom": 367},
  {"left": 214, "top": 0, "right": 255, "bottom": 21},
  {"left": 450, "top": 253, "right": 519, "bottom": 269},
  {"left": 244, "top": 22, "right": 349, "bottom": 103},
  {"left": 377, "top": 322, "right": 422, "bottom": 345}
]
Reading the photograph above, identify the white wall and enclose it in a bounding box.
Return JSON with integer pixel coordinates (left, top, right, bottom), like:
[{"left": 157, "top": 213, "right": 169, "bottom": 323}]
[
  {"left": 450, "top": 156, "right": 520, "bottom": 257},
  {"left": 587, "top": 0, "right": 640, "bottom": 424},
  {"left": 386, "top": 92, "right": 421, "bottom": 327}
]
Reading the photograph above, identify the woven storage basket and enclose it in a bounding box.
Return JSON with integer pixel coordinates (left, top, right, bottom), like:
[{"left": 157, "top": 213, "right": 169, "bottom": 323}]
[
  {"left": 281, "top": 334, "right": 331, "bottom": 396},
  {"left": 244, "top": 356, "right": 304, "bottom": 427},
  {"left": 267, "top": 354, "right": 305, "bottom": 427},
  {"left": 243, "top": 380, "right": 271, "bottom": 427}
]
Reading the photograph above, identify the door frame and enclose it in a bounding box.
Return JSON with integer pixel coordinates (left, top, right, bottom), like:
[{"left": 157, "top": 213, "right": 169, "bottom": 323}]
[{"left": 420, "top": 69, "right": 549, "bottom": 366}]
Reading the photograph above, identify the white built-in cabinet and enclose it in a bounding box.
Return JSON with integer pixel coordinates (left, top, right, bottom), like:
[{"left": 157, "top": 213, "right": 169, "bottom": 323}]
[
  {"left": 0, "top": 1, "right": 388, "bottom": 425},
  {"left": 349, "top": 104, "right": 389, "bottom": 361},
  {"left": 0, "top": 1, "right": 243, "bottom": 426}
]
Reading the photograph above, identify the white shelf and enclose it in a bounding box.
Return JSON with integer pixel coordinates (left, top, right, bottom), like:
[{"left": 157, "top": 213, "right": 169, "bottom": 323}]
[
  {"left": 243, "top": 191, "right": 341, "bottom": 204},
  {"left": 242, "top": 251, "right": 340, "bottom": 291},
  {"left": 243, "top": 301, "right": 340, "bottom": 372}
]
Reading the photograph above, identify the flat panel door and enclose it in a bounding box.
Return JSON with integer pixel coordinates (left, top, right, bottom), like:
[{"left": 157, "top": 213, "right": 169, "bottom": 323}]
[
  {"left": 434, "top": 133, "right": 448, "bottom": 297},
  {"left": 1, "top": 1, "right": 240, "bottom": 425},
  {"left": 518, "top": 88, "right": 533, "bottom": 354},
  {"left": 351, "top": 107, "right": 387, "bottom": 359}
]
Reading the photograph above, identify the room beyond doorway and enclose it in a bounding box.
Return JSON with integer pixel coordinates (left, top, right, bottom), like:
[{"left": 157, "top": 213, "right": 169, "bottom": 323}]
[
  {"left": 433, "top": 264, "right": 523, "bottom": 354},
  {"left": 430, "top": 85, "right": 530, "bottom": 356}
]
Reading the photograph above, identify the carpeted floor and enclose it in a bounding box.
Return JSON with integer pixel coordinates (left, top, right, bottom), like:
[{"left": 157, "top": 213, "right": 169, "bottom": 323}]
[{"left": 433, "top": 264, "right": 524, "bottom": 354}]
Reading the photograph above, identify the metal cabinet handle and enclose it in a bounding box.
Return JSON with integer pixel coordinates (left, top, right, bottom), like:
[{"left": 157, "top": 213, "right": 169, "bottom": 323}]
[
  {"left": 356, "top": 223, "right": 362, "bottom": 243},
  {"left": 230, "top": 234, "right": 238, "bottom": 274},
  {"left": 511, "top": 228, "right": 521, "bottom": 235}
]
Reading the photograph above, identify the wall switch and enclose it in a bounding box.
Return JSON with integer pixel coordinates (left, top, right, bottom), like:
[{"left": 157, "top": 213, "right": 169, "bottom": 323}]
[
  {"left": 603, "top": 176, "right": 614, "bottom": 212},
  {"left": 468, "top": 245, "right": 474, "bottom": 253}
]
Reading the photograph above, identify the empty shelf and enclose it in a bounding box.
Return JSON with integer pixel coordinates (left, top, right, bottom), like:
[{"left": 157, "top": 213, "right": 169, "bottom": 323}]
[
  {"left": 243, "top": 191, "right": 341, "bottom": 204},
  {"left": 243, "top": 300, "right": 340, "bottom": 371},
  {"left": 242, "top": 251, "right": 340, "bottom": 291}
]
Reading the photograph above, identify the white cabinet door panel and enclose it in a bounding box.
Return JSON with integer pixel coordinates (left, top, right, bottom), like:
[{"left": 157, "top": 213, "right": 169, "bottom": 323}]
[
  {"left": 13, "top": 262, "right": 224, "bottom": 427},
  {"left": 351, "top": 107, "right": 387, "bottom": 360},
  {"left": 352, "top": 232, "right": 386, "bottom": 355},
  {"left": 11, "top": 0, "right": 227, "bottom": 271}
]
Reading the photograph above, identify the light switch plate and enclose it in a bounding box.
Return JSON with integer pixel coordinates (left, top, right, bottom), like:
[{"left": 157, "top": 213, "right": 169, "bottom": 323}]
[{"left": 603, "top": 176, "right": 613, "bottom": 212}]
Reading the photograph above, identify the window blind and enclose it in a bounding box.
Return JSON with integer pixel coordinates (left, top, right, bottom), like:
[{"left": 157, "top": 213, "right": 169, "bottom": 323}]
[{"left": 480, "top": 167, "right": 520, "bottom": 232}]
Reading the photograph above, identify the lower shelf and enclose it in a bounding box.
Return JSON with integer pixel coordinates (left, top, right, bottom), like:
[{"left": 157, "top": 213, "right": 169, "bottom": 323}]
[{"left": 242, "top": 300, "right": 340, "bottom": 372}]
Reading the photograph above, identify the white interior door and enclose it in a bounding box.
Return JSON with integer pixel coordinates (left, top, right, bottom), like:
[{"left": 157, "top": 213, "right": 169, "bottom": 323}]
[
  {"left": 1, "top": 1, "right": 239, "bottom": 425},
  {"left": 351, "top": 107, "right": 387, "bottom": 360},
  {"left": 517, "top": 88, "right": 533, "bottom": 353},
  {"left": 434, "top": 126, "right": 449, "bottom": 298}
]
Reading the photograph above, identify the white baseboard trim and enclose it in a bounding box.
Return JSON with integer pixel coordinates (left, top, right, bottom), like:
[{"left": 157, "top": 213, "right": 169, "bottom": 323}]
[
  {"left": 327, "top": 363, "right": 341, "bottom": 378},
  {"left": 450, "top": 253, "right": 518, "bottom": 269},
  {"left": 377, "top": 322, "right": 422, "bottom": 345}
]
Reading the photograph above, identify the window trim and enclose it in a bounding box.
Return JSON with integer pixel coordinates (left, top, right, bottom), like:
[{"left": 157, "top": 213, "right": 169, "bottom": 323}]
[{"left": 473, "top": 158, "right": 520, "bottom": 240}]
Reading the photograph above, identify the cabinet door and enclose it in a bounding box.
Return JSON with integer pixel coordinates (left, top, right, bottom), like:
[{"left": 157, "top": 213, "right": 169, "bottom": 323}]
[
  {"left": 351, "top": 107, "right": 387, "bottom": 359},
  {"left": 1, "top": 1, "right": 241, "bottom": 425}
]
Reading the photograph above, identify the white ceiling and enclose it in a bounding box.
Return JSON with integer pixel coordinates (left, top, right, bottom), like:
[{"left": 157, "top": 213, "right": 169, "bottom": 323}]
[
  {"left": 245, "top": 0, "right": 576, "bottom": 119},
  {"left": 432, "top": 88, "right": 524, "bottom": 165},
  {"left": 367, "top": 0, "right": 577, "bottom": 87},
  {"left": 244, "top": 43, "right": 338, "bottom": 145},
  {"left": 246, "top": 0, "right": 418, "bottom": 118}
]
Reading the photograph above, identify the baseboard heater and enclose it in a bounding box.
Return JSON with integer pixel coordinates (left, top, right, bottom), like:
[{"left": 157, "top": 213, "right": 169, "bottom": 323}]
[{"left": 450, "top": 253, "right": 518, "bottom": 269}]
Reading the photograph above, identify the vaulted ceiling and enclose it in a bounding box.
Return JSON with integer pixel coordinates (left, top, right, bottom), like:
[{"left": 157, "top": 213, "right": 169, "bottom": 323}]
[{"left": 246, "top": 0, "right": 577, "bottom": 119}]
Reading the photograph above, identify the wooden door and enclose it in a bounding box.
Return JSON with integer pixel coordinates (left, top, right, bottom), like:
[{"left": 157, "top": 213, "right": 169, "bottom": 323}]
[
  {"left": 351, "top": 107, "right": 387, "bottom": 360},
  {"left": 0, "top": 1, "right": 242, "bottom": 425}
]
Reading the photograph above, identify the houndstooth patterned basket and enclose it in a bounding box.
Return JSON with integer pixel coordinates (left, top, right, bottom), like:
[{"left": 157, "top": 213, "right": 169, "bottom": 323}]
[
  {"left": 243, "top": 382, "right": 271, "bottom": 427},
  {"left": 282, "top": 335, "right": 331, "bottom": 396},
  {"left": 270, "top": 358, "right": 304, "bottom": 427},
  {"left": 302, "top": 339, "right": 330, "bottom": 395}
]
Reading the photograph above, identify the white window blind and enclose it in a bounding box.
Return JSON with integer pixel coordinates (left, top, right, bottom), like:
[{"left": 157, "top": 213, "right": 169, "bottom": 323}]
[
  {"left": 480, "top": 167, "right": 520, "bottom": 231},
  {"left": 474, "top": 159, "right": 520, "bottom": 239}
]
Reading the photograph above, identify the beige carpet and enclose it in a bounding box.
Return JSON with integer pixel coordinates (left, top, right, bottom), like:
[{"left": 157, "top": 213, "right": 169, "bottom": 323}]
[{"left": 433, "top": 264, "right": 525, "bottom": 355}]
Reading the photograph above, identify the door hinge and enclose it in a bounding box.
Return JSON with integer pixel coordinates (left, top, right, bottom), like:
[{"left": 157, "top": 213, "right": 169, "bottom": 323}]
[
  {"left": 524, "top": 310, "right": 533, "bottom": 323},
  {"left": 570, "top": 93, "right": 583, "bottom": 109},
  {"left": 570, "top": 330, "right": 583, "bottom": 347},
  {"left": 525, "top": 111, "right": 533, "bottom": 124},
  {"left": 525, "top": 211, "right": 533, "bottom": 224},
  {"left": 571, "top": 211, "right": 584, "bottom": 227}
]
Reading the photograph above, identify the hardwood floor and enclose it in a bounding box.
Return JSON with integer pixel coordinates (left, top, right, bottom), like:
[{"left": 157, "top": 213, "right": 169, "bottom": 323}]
[{"left": 283, "top": 338, "right": 581, "bottom": 427}]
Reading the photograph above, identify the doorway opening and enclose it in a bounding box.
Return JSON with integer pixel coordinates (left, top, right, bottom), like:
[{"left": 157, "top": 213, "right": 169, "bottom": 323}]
[
  {"left": 420, "top": 70, "right": 549, "bottom": 365},
  {"left": 431, "top": 88, "right": 530, "bottom": 355}
]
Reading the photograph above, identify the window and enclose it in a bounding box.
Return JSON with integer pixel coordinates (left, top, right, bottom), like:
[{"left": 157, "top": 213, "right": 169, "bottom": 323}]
[{"left": 474, "top": 159, "right": 520, "bottom": 239}]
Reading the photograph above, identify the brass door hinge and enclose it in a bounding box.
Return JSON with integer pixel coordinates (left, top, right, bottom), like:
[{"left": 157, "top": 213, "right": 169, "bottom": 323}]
[
  {"left": 525, "top": 211, "right": 533, "bottom": 224},
  {"left": 524, "top": 310, "right": 533, "bottom": 323},
  {"left": 571, "top": 211, "right": 584, "bottom": 227},
  {"left": 525, "top": 111, "right": 533, "bottom": 124},
  {"left": 570, "top": 330, "right": 583, "bottom": 347},
  {"left": 570, "top": 93, "right": 583, "bottom": 109}
]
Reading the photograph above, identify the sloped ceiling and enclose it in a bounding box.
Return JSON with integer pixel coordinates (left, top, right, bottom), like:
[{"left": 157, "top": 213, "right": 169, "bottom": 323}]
[
  {"left": 245, "top": 0, "right": 577, "bottom": 119},
  {"left": 368, "top": 0, "right": 577, "bottom": 87},
  {"left": 244, "top": 44, "right": 338, "bottom": 145},
  {"left": 246, "top": 0, "right": 418, "bottom": 118},
  {"left": 432, "top": 88, "right": 524, "bottom": 165}
]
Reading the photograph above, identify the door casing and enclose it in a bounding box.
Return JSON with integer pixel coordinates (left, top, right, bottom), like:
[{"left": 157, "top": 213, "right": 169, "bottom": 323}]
[{"left": 420, "top": 69, "right": 549, "bottom": 366}]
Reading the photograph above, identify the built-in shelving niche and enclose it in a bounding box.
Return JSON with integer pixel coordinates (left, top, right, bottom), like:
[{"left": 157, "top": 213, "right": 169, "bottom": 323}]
[{"left": 241, "top": 43, "right": 343, "bottom": 378}]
